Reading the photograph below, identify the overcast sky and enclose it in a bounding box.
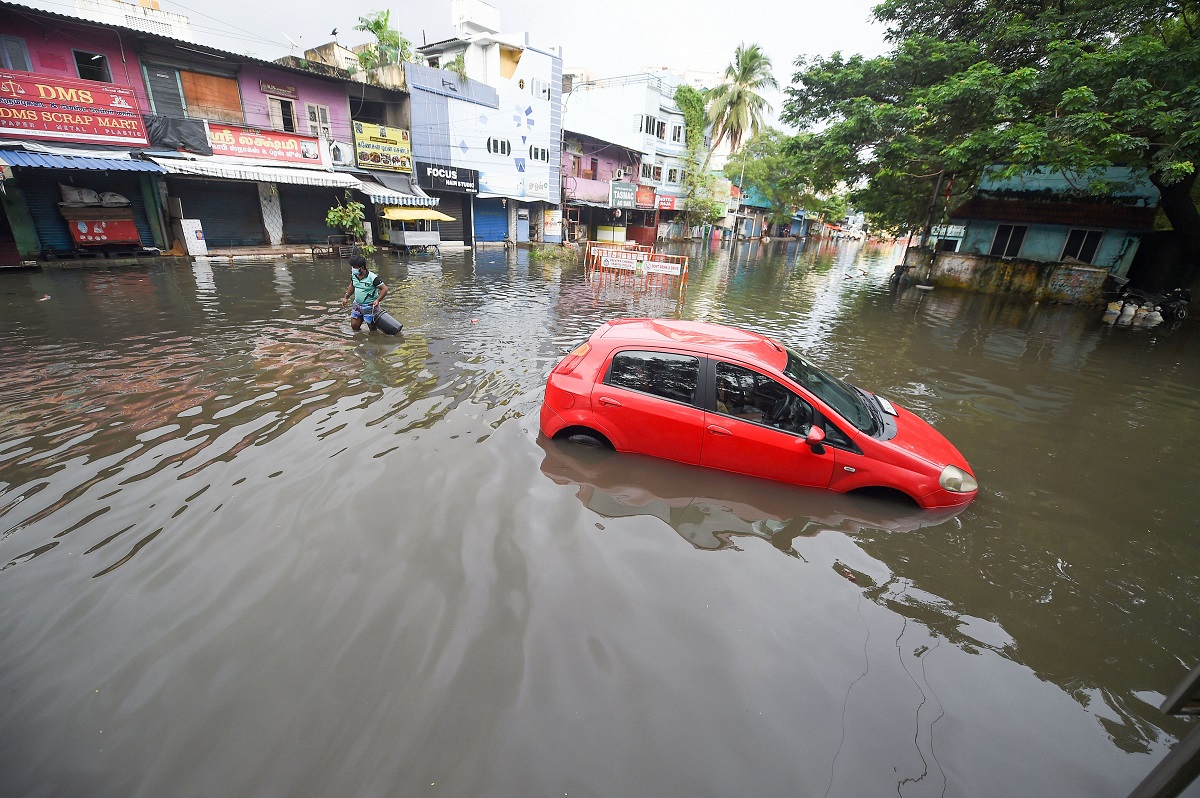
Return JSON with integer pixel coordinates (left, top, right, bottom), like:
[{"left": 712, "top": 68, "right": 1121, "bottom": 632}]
[{"left": 19, "top": 0, "right": 892, "bottom": 127}]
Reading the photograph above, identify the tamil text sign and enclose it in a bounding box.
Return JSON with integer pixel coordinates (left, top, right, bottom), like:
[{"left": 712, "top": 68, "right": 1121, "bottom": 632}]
[
  {"left": 207, "top": 123, "right": 323, "bottom": 163},
  {"left": 0, "top": 69, "right": 148, "bottom": 145},
  {"left": 353, "top": 121, "right": 412, "bottom": 173}
]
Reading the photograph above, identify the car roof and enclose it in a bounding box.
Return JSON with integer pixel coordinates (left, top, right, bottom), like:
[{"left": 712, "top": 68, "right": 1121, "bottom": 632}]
[{"left": 597, "top": 318, "right": 788, "bottom": 371}]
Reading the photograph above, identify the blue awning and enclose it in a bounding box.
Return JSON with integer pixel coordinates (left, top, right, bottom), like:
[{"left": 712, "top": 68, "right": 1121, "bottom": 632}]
[{"left": 0, "top": 151, "right": 166, "bottom": 172}]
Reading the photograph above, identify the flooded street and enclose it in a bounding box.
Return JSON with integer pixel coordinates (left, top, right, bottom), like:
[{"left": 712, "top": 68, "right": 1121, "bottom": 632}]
[{"left": 2, "top": 240, "right": 1199, "bottom": 797}]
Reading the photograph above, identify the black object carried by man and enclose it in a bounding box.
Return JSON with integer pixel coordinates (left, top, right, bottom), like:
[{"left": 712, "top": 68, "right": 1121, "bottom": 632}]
[{"left": 374, "top": 309, "right": 403, "bottom": 335}]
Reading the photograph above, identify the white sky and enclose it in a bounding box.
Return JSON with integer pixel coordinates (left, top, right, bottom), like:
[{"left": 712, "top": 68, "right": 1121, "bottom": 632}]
[{"left": 16, "top": 0, "right": 892, "bottom": 128}]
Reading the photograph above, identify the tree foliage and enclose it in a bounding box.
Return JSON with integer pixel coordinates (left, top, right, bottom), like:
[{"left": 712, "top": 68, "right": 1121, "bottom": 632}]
[
  {"left": 725, "top": 128, "right": 818, "bottom": 226},
  {"left": 354, "top": 10, "right": 413, "bottom": 71},
  {"left": 675, "top": 85, "right": 725, "bottom": 229},
  {"left": 708, "top": 43, "right": 779, "bottom": 155},
  {"left": 782, "top": 0, "right": 1200, "bottom": 270}
]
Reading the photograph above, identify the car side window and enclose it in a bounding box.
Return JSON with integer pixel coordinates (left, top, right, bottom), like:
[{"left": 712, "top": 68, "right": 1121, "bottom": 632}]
[
  {"left": 607, "top": 350, "right": 700, "bottom": 405},
  {"left": 715, "top": 361, "right": 813, "bottom": 435}
]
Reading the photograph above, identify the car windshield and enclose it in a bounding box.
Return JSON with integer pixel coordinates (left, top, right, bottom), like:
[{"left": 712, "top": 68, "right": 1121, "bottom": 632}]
[{"left": 783, "top": 348, "right": 877, "bottom": 433}]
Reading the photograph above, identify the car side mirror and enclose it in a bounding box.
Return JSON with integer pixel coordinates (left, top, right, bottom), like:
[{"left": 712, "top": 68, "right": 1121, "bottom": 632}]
[{"left": 805, "top": 425, "right": 826, "bottom": 455}]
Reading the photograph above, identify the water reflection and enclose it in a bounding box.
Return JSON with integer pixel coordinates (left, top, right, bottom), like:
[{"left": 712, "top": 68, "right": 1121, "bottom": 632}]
[
  {"left": 538, "top": 436, "right": 965, "bottom": 552},
  {"left": 1, "top": 242, "right": 1199, "bottom": 796}
]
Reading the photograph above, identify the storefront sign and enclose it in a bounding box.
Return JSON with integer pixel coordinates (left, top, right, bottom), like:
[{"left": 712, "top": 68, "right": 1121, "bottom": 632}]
[
  {"left": 327, "top": 139, "right": 355, "bottom": 167},
  {"left": 610, "top": 181, "right": 635, "bottom": 209},
  {"left": 415, "top": 160, "right": 478, "bottom": 194},
  {"left": 543, "top": 209, "right": 562, "bottom": 238},
  {"left": 69, "top": 219, "right": 140, "bottom": 245},
  {"left": 258, "top": 80, "right": 297, "bottom": 99},
  {"left": 353, "top": 121, "right": 412, "bottom": 173},
  {"left": 657, "top": 195, "right": 677, "bottom": 211},
  {"left": 634, "top": 185, "right": 656, "bottom": 209},
  {"left": 0, "top": 69, "right": 148, "bottom": 145},
  {"left": 930, "top": 224, "right": 965, "bottom": 237},
  {"left": 207, "top": 123, "right": 323, "bottom": 164}
]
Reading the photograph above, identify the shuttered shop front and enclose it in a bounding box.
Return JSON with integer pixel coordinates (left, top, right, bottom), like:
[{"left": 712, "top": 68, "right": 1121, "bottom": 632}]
[
  {"left": 278, "top": 185, "right": 342, "bottom": 244},
  {"left": 473, "top": 198, "right": 507, "bottom": 242},
  {"left": 19, "top": 172, "right": 155, "bottom": 256},
  {"left": 170, "top": 179, "right": 264, "bottom": 247},
  {"left": 431, "top": 193, "right": 468, "bottom": 243}
]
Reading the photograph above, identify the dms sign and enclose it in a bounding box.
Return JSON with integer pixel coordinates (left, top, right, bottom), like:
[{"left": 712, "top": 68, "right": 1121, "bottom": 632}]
[
  {"left": 0, "top": 69, "right": 148, "bottom": 146},
  {"left": 415, "top": 161, "right": 478, "bottom": 194}
]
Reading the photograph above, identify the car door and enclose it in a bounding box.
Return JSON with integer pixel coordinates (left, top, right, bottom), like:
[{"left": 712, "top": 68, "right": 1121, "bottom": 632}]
[
  {"left": 592, "top": 349, "right": 705, "bottom": 465},
  {"left": 702, "top": 360, "right": 836, "bottom": 488}
]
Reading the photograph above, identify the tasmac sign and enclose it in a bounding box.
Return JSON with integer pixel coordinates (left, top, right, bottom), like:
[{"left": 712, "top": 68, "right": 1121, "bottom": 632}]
[
  {"left": 416, "top": 161, "right": 478, "bottom": 194},
  {"left": 610, "top": 181, "right": 635, "bottom": 209}
]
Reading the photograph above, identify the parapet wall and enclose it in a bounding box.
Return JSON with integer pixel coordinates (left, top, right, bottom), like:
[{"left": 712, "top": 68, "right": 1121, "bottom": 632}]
[{"left": 903, "top": 249, "right": 1109, "bottom": 304}]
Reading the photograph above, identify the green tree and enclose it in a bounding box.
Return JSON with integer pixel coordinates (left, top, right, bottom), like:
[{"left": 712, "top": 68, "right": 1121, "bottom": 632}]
[
  {"left": 782, "top": 0, "right": 1200, "bottom": 282},
  {"left": 354, "top": 10, "right": 413, "bottom": 71},
  {"left": 707, "top": 43, "right": 779, "bottom": 156},
  {"left": 675, "top": 85, "right": 725, "bottom": 231},
  {"left": 724, "top": 128, "right": 818, "bottom": 227}
]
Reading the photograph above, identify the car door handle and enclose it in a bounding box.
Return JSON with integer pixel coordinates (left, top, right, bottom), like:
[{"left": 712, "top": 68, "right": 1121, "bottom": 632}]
[
  {"left": 598, "top": 396, "right": 621, "bottom": 407},
  {"left": 707, "top": 424, "right": 732, "bottom": 436}
]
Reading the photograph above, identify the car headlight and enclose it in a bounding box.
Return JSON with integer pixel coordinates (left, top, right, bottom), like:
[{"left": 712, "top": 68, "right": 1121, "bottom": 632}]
[{"left": 939, "top": 465, "right": 978, "bottom": 493}]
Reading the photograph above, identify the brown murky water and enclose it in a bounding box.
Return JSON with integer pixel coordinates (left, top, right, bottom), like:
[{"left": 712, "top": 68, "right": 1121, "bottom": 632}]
[{"left": 2, "top": 240, "right": 1198, "bottom": 797}]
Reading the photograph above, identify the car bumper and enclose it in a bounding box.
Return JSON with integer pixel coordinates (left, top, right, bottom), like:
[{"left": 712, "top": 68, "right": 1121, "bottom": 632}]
[{"left": 916, "top": 486, "right": 978, "bottom": 509}]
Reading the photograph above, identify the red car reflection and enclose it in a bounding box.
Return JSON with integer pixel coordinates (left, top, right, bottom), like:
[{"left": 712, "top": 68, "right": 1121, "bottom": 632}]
[{"left": 539, "top": 319, "right": 978, "bottom": 509}]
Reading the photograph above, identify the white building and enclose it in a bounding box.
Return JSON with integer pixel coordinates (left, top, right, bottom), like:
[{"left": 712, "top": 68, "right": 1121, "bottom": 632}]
[
  {"left": 415, "top": 0, "right": 563, "bottom": 243},
  {"left": 73, "top": 0, "right": 192, "bottom": 40}
]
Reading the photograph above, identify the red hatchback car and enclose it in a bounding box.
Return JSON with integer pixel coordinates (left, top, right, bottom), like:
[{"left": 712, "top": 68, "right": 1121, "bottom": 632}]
[{"left": 539, "top": 319, "right": 978, "bottom": 509}]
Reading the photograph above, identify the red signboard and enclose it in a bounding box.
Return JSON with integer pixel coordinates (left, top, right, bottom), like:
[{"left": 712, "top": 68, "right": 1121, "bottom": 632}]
[
  {"left": 0, "top": 69, "right": 148, "bottom": 146},
  {"left": 657, "top": 195, "right": 677, "bottom": 211},
  {"left": 207, "top": 123, "right": 324, "bottom": 165},
  {"left": 67, "top": 218, "right": 141, "bottom": 246},
  {"left": 634, "top": 185, "right": 656, "bottom": 209}
]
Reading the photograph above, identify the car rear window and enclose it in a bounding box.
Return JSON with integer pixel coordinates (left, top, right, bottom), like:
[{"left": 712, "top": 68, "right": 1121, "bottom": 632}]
[{"left": 606, "top": 350, "right": 700, "bottom": 405}]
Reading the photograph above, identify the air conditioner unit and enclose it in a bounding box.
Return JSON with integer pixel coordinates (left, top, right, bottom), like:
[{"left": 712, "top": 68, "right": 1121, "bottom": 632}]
[{"left": 613, "top": 169, "right": 625, "bottom": 180}]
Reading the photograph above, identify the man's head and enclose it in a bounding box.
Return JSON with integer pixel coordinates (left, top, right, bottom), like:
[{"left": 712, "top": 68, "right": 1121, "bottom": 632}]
[{"left": 350, "top": 254, "right": 367, "bottom": 277}]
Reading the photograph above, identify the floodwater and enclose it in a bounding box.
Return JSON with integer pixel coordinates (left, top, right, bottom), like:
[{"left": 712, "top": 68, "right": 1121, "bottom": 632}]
[{"left": 1, "top": 239, "right": 1198, "bottom": 797}]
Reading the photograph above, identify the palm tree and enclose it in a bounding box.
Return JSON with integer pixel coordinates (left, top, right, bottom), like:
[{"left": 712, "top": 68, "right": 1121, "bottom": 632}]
[{"left": 707, "top": 43, "right": 779, "bottom": 156}]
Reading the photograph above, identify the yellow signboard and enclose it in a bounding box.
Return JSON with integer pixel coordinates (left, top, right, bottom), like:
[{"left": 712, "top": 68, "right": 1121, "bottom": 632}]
[{"left": 352, "top": 121, "right": 412, "bottom": 173}]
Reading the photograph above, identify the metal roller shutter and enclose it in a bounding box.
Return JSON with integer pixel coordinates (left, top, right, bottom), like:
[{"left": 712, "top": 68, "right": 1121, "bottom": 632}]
[
  {"left": 473, "top": 198, "right": 507, "bottom": 242},
  {"left": 170, "top": 179, "right": 264, "bottom": 246},
  {"left": 278, "top": 185, "right": 342, "bottom": 244},
  {"left": 433, "top": 193, "right": 466, "bottom": 243},
  {"left": 19, "top": 172, "right": 155, "bottom": 256}
]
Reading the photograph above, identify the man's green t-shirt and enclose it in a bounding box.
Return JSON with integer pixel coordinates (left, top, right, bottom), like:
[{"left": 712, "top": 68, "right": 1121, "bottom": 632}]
[{"left": 351, "top": 269, "right": 382, "bottom": 304}]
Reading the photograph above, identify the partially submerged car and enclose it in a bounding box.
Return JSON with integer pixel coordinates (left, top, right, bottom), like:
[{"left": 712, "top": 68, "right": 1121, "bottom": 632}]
[{"left": 539, "top": 319, "right": 978, "bottom": 509}]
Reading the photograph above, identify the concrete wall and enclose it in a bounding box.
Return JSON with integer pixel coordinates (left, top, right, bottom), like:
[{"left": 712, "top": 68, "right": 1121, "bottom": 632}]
[
  {"left": 907, "top": 248, "right": 1110, "bottom": 304},
  {"left": 959, "top": 221, "right": 1142, "bottom": 277}
]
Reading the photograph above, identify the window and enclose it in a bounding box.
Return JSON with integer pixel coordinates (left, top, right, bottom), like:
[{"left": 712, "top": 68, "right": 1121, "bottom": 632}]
[
  {"left": 606, "top": 350, "right": 700, "bottom": 405},
  {"left": 268, "top": 96, "right": 297, "bottom": 133},
  {"left": 590, "top": 158, "right": 598, "bottom": 177},
  {"left": 528, "top": 145, "right": 549, "bottom": 162},
  {"left": 305, "top": 103, "right": 331, "bottom": 137},
  {"left": 74, "top": 51, "right": 111, "bottom": 82},
  {"left": 656, "top": 120, "right": 666, "bottom": 139},
  {"left": 988, "top": 224, "right": 1026, "bottom": 257},
  {"left": 641, "top": 162, "right": 654, "bottom": 179},
  {"left": 0, "top": 36, "right": 30, "bottom": 71},
  {"left": 652, "top": 165, "right": 663, "bottom": 182},
  {"left": 643, "top": 114, "right": 656, "bottom": 135},
  {"left": 1062, "top": 229, "right": 1103, "bottom": 263},
  {"left": 531, "top": 78, "right": 550, "bottom": 100},
  {"left": 571, "top": 155, "right": 580, "bottom": 176},
  {"left": 667, "top": 168, "right": 679, "bottom": 184},
  {"left": 487, "top": 137, "right": 511, "bottom": 155},
  {"left": 715, "top": 362, "right": 813, "bottom": 436},
  {"left": 671, "top": 124, "right": 682, "bottom": 143}
]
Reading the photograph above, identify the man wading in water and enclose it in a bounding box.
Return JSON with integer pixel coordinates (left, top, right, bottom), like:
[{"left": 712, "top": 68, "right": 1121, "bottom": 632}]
[{"left": 340, "top": 254, "right": 389, "bottom": 332}]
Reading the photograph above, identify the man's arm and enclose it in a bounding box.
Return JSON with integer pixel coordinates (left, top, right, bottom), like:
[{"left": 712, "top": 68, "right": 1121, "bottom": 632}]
[
  {"left": 374, "top": 281, "right": 388, "bottom": 306},
  {"left": 341, "top": 281, "right": 353, "bottom": 308}
]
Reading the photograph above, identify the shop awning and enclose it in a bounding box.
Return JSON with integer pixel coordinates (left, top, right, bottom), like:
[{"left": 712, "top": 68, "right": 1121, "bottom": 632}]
[
  {"left": 0, "top": 150, "right": 166, "bottom": 172},
  {"left": 149, "top": 156, "right": 362, "bottom": 187},
  {"left": 382, "top": 207, "right": 456, "bottom": 222},
  {"left": 357, "top": 178, "right": 440, "bottom": 207}
]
